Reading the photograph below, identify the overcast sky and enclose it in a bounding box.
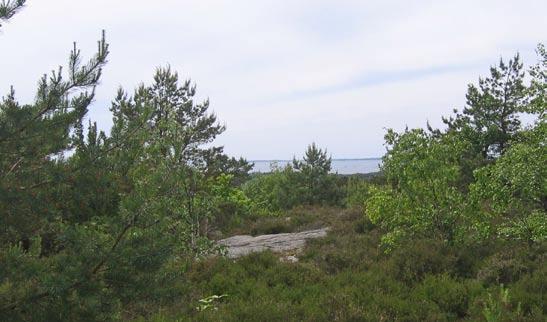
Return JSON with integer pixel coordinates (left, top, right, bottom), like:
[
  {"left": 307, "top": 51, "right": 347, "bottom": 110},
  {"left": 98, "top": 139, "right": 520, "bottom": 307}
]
[{"left": 1, "top": 0, "right": 546, "bottom": 159}]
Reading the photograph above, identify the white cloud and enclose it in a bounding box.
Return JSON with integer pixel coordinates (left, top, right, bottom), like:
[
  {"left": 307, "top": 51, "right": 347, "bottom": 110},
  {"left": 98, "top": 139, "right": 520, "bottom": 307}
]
[{"left": 1, "top": 0, "right": 545, "bottom": 159}]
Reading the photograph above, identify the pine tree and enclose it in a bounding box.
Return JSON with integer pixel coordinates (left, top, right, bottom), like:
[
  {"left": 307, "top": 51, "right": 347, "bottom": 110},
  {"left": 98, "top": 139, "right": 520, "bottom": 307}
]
[
  {"left": 0, "top": 32, "right": 109, "bottom": 247},
  {"left": 443, "top": 54, "right": 528, "bottom": 158},
  {"left": 292, "top": 143, "right": 336, "bottom": 205},
  {"left": 0, "top": 0, "right": 25, "bottom": 28},
  {"left": 109, "top": 66, "right": 250, "bottom": 251},
  {"left": 527, "top": 44, "right": 547, "bottom": 117},
  {"left": 0, "top": 31, "right": 117, "bottom": 319}
]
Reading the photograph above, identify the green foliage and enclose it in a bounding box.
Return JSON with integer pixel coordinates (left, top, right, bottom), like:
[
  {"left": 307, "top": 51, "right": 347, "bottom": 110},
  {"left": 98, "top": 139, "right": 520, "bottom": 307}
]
[
  {"left": 476, "top": 247, "right": 531, "bottom": 286},
  {"left": 386, "top": 239, "right": 458, "bottom": 284},
  {"left": 481, "top": 285, "right": 523, "bottom": 322},
  {"left": 413, "top": 274, "right": 474, "bottom": 319},
  {"left": 527, "top": 44, "right": 547, "bottom": 116},
  {"left": 196, "top": 294, "right": 228, "bottom": 312},
  {"left": 292, "top": 143, "right": 340, "bottom": 205},
  {"left": 471, "top": 121, "right": 547, "bottom": 244},
  {"left": 0, "top": 31, "right": 116, "bottom": 321},
  {"left": 140, "top": 207, "right": 545, "bottom": 322},
  {"left": 443, "top": 53, "right": 528, "bottom": 158},
  {"left": 510, "top": 264, "right": 547, "bottom": 316},
  {"left": 243, "top": 144, "right": 343, "bottom": 214},
  {"left": 0, "top": 32, "right": 109, "bottom": 245},
  {"left": 242, "top": 166, "right": 301, "bottom": 214},
  {"left": 0, "top": 16, "right": 251, "bottom": 320},
  {"left": 344, "top": 176, "right": 372, "bottom": 208},
  {"left": 369, "top": 45, "right": 546, "bottom": 251},
  {"left": 108, "top": 66, "right": 251, "bottom": 253},
  {"left": 208, "top": 174, "right": 253, "bottom": 234},
  {"left": 366, "top": 129, "right": 470, "bottom": 249}
]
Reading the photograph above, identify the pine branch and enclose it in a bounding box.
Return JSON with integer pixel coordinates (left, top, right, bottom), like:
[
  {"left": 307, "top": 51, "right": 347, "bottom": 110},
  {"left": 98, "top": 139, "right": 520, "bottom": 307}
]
[
  {"left": 0, "top": 0, "right": 25, "bottom": 27},
  {"left": 1, "top": 201, "right": 150, "bottom": 313},
  {"left": 0, "top": 31, "right": 109, "bottom": 144}
]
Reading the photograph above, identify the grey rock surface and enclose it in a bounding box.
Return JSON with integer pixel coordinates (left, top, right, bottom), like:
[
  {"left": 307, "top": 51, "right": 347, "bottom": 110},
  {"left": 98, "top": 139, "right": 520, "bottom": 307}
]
[
  {"left": 218, "top": 228, "right": 329, "bottom": 259},
  {"left": 281, "top": 255, "right": 299, "bottom": 263}
]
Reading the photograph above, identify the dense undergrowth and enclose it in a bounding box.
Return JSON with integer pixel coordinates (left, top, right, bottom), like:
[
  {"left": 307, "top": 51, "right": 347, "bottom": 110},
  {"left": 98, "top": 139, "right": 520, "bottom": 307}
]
[{"left": 134, "top": 207, "right": 546, "bottom": 321}]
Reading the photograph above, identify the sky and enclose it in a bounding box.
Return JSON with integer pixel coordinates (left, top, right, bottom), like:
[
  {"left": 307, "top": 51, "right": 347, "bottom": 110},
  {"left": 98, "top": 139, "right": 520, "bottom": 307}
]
[{"left": 1, "top": 0, "right": 546, "bottom": 160}]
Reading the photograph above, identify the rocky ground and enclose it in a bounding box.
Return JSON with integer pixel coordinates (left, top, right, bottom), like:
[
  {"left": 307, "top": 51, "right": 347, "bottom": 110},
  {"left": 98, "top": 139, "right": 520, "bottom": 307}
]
[{"left": 218, "top": 227, "right": 329, "bottom": 259}]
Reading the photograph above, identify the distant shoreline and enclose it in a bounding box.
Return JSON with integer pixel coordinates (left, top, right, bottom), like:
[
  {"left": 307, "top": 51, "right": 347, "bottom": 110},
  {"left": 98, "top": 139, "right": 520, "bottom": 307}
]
[
  {"left": 250, "top": 158, "right": 382, "bottom": 175},
  {"left": 249, "top": 158, "right": 382, "bottom": 162}
]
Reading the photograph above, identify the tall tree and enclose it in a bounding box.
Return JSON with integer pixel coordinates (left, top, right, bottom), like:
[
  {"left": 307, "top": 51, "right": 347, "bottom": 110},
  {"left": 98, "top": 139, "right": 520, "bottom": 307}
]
[
  {"left": 109, "top": 66, "right": 250, "bottom": 250},
  {"left": 0, "top": 2, "right": 244, "bottom": 320},
  {"left": 443, "top": 54, "right": 528, "bottom": 158},
  {"left": 469, "top": 45, "right": 547, "bottom": 245},
  {"left": 0, "top": 31, "right": 120, "bottom": 320},
  {"left": 0, "top": 32, "right": 109, "bottom": 246}
]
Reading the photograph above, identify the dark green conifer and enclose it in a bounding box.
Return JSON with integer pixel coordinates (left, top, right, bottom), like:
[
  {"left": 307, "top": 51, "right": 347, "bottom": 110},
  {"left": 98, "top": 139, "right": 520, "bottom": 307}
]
[{"left": 444, "top": 54, "right": 527, "bottom": 158}]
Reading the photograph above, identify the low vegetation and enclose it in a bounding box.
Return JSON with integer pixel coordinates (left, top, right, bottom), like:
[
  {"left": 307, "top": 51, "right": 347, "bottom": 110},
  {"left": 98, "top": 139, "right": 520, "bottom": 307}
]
[
  {"left": 136, "top": 206, "right": 546, "bottom": 321},
  {"left": 1, "top": 3, "right": 545, "bottom": 321}
]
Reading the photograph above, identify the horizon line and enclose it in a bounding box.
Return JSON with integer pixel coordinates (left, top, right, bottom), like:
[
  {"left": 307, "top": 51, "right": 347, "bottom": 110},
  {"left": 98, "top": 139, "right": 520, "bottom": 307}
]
[{"left": 249, "top": 157, "right": 382, "bottom": 162}]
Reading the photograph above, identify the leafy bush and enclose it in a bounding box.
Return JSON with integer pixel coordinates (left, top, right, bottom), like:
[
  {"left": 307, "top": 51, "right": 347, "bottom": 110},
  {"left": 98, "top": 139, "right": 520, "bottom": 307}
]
[
  {"left": 471, "top": 122, "right": 547, "bottom": 244},
  {"left": 242, "top": 145, "right": 344, "bottom": 214},
  {"left": 366, "top": 130, "right": 471, "bottom": 250},
  {"left": 242, "top": 167, "right": 301, "bottom": 214},
  {"left": 344, "top": 176, "right": 372, "bottom": 208}
]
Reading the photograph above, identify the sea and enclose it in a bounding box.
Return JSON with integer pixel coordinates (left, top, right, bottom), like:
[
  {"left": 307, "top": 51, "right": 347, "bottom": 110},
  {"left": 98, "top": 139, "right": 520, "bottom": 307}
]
[{"left": 250, "top": 158, "right": 382, "bottom": 175}]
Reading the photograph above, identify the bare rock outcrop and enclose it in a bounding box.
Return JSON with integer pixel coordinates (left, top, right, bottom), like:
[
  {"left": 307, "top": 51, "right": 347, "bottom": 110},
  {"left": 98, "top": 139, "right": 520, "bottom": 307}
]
[{"left": 218, "top": 228, "right": 328, "bottom": 259}]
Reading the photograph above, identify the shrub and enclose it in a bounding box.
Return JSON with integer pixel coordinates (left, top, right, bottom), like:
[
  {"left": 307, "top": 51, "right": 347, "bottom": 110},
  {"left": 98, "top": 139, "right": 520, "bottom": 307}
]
[
  {"left": 242, "top": 144, "right": 345, "bottom": 214},
  {"left": 250, "top": 219, "right": 293, "bottom": 236},
  {"left": 354, "top": 216, "right": 376, "bottom": 234},
  {"left": 476, "top": 248, "right": 530, "bottom": 286},
  {"left": 242, "top": 167, "right": 301, "bottom": 214},
  {"left": 386, "top": 239, "right": 457, "bottom": 284},
  {"left": 510, "top": 264, "right": 547, "bottom": 315},
  {"left": 476, "top": 285, "right": 527, "bottom": 322},
  {"left": 413, "top": 274, "right": 473, "bottom": 318},
  {"left": 345, "top": 176, "right": 372, "bottom": 208}
]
